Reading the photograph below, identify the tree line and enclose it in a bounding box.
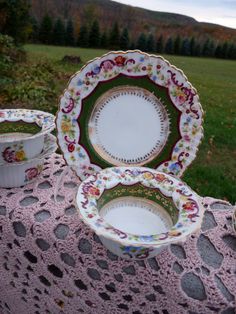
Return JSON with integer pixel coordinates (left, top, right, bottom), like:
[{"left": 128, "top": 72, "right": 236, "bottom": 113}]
[
  {"left": 30, "top": 15, "right": 236, "bottom": 60},
  {"left": 1, "top": 0, "right": 235, "bottom": 60}
]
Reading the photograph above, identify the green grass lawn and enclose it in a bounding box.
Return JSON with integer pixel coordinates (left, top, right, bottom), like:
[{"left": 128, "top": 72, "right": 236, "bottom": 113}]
[{"left": 13, "top": 45, "right": 236, "bottom": 202}]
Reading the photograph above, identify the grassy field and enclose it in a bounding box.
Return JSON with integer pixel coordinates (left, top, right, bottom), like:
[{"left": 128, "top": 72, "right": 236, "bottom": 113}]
[{"left": 9, "top": 45, "right": 236, "bottom": 202}]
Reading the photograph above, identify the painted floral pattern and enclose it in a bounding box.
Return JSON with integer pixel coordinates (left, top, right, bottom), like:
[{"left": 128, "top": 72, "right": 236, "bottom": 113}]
[
  {"left": 120, "top": 245, "right": 154, "bottom": 259},
  {"left": 24, "top": 164, "right": 43, "bottom": 182},
  {"left": 2, "top": 145, "right": 27, "bottom": 163},
  {"left": 57, "top": 51, "right": 203, "bottom": 179},
  {"left": 77, "top": 167, "right": 204, "bottom": 246}
]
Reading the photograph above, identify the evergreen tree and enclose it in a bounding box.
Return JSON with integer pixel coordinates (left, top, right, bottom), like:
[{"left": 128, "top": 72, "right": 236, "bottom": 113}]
[
  {"left": 202, "top": 39, "right": 209, "bottom": 56},
  {"left": 209, "top": 40, "right": 216, "bottom": 57},
  {"left": 77, "top": 24, "right": 89, "bottom": 47},
  {"left": 190, "top": 37, "right": 195, "bottom": 56},
  {"left": 89, "top": 20, "right": 100, "bottom": 47},
  {"left": 65, "top": 19, "right": 74, "bottom": 46},
  {"left": 146, "top": 33, "right": 155, "bottom": 52},
  {"left": 100, "top": 31, "right": 108, "bottom": 48},
  {"left": 174, "top": 36, "right": 181, "bottom": 55},
  {"left": 215, "top": 43, "right": 223, "bottom": 58},
  {"left": 231, "top": 44, "right": 236, "bottom": 59},
  {"left": 194, "top": 42, "right": 202, "bottom": 57},
  {"left": 109, "top": 22, "right": 120, "bottom": 49},
  {"left": 129, "top": 42, "right": 135, "bottom": 50},
  {"left": 137, "top": 33, "right": 147, "bottom": 51},
  {"left": 165, "top": 37, "right": 174, "bottom": 55},
  {"left": 228, "top": 43, "right": 236, "bottom": 60},
  {"left": 120, "top": 28, "right": 130, "bottom": 50},
  {"left": 52, "top": 18, "right": 65, "bottom": 46},
  {"left": 156, "top": 35, "right": 163, "bottom": 53},
  {"left": 29, "top": 17, "right": 39, "bottom": 43},
  {"left": 181, "top": 38, "right": 191, "bottom": 56},
  {"left": 0, "top": 0, "right": 31, "bottom": 43},
  {"left": 202, "top": 39, "right": 215, "bottom": 57},
  {"left": 39, "top": 14, "right": 53, "bottom": 44},
  {"left": 221, "top": 42, "right": 229, "bottom": 58}
]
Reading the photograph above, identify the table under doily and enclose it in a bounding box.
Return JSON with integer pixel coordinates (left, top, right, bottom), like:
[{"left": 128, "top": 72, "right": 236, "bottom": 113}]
[{"left": 0, "top": 154, "right": 235, "bottom": 314}]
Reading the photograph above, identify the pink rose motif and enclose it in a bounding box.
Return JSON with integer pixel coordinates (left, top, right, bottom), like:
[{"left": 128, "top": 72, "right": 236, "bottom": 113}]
[
  {"left": 2, "top": 147, "right": 15, "bottom": 163},
  {"left": 0, "top": 112, "right": 5, "bottom": 118},
  {"left": 178, "top": 94, "right": 186, "bottom": 104},
  {"left": 183, "top": 135, "right": 191, "bottom": 142},
  {"left": 183, "top": 201, "right": 195, "bottom": 211},
  {"left": 102, "top": 60, "right": 114, "bottom": 71},
  {"left": 88, "top": 186, "right": 100, "bottom": 196},
  {"left": 155, "top": 173, "right": 166, "bottom": 182},
  {"left": 68, "top": 143, "right": 75, "bottom": 152},
  {"left": 25, "top": 167, "right": 39, "bottom": 181},
  {"left": 114, "top": 56, "right": 127, "bottom": 66}
]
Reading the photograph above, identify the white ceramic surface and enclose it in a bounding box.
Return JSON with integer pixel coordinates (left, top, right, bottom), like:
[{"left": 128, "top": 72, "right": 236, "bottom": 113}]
[
  {"left": 100, "top": 197, "right": 173, "bottom": 235},
  {"left": 88, "top": 86, "right": 169, "bottom": 166},
  {"left": 0, "top": 109, "right": 55, "bottom": 163},
  {"left": 0, "top": 134, "right": 57, "bottom": 188}
]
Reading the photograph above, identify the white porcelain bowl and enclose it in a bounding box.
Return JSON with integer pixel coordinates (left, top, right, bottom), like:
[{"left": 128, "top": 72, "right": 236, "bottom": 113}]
[
  {"left": 0, "top": 134, "right": 57, "bottom": 188},
  {"left": 76, "top": 167, "right": 205, "bottom": 260},
  {"left": 0, "top": 109, "right": 55, "bottom": 163}
]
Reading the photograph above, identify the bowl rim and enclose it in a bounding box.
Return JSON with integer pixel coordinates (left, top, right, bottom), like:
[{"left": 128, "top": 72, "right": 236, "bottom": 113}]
[
  {"left": 0, "top": 133, "right": 57, "bottom": 168},
  {"left": 0, "top": 109, "right": 55, "bottom": 144},
  {"left": 76, "top": 166, "right": 205, "bottom": 247}
]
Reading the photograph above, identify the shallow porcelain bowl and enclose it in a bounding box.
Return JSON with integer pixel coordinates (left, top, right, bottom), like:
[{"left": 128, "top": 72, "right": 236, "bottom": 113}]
[
  {"left": 0, "top": 109, "right": 55, "bottom": 163},
  {"left": 0, "top": 134, "right": 57, "bottom": 188},
  {"left": 76, "top": 167, "right": 205, "bottom": 260}
]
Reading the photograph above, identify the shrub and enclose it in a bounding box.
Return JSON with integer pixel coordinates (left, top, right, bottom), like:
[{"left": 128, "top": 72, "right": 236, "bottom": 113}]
[
  {"left": 0, "top": 33, "right": 26, "bottom": 94},
  {"left": 4, "top": 60, "right": 58, "bottom": 112}
]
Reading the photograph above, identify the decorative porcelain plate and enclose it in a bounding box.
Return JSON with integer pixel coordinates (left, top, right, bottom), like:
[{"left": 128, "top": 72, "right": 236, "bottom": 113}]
[
  {"left": 57, "top": 50, "right": 203, "bottom": 180},
  {"left": 0, "top": 109, "right": 55, "bottom": 163},
  {"left": 76, "top": 167, "right": 205, "bottom": 259}
]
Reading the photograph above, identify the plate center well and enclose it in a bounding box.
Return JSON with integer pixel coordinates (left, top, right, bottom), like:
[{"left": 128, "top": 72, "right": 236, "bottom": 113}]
[
  {"left": 88, "top": 86, "right": 169, "bottom": 166},
  {"left": 100, "top": 197, "right": 173, "bottom": 235}
]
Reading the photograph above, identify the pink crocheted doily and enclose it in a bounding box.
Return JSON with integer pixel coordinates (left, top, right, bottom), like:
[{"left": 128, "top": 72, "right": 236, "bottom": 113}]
[{"left": 0, "top": 154, "right": 235, "bottom": 314}]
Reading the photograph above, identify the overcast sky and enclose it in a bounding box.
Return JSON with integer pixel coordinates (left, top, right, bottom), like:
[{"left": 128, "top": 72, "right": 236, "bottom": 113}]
[{"left": 113, "top": 0, "right": 236, "bottom": 29}]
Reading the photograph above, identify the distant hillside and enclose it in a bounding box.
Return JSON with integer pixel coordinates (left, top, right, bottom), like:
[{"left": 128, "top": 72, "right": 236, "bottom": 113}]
[{"left": 29, "top": 0, "right": 236, "bottom": 43}]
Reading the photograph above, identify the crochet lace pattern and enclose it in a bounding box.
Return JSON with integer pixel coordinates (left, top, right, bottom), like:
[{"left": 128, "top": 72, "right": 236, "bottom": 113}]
[{"left": 0, "top": 154, "right": 235, "bottom": 314}]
